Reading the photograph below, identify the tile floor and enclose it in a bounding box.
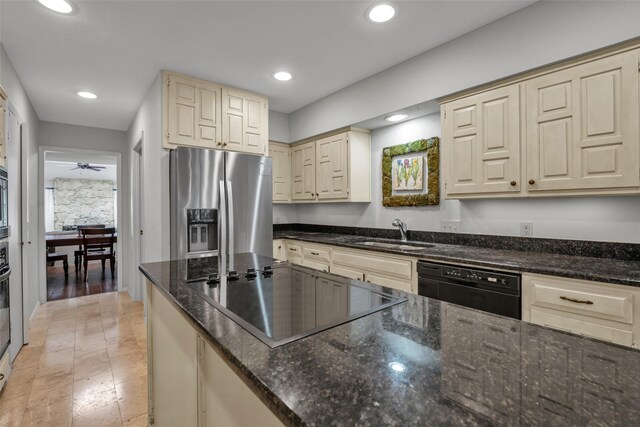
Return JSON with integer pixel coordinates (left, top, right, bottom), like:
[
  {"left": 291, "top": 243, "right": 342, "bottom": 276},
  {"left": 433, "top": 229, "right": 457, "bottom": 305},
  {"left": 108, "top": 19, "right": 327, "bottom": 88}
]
[{"left": 0, "top": 292, "right": 147, "bottom": 427}]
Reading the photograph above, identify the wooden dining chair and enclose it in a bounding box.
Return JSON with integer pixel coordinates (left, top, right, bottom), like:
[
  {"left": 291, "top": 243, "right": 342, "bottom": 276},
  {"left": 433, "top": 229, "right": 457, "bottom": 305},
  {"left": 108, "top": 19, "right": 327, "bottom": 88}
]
[
  {"left": 75, "top": 224, "right": 106, "bottom": 275},
  {"left": 81, "top": 227, "right": 116, "bottom": 282}
]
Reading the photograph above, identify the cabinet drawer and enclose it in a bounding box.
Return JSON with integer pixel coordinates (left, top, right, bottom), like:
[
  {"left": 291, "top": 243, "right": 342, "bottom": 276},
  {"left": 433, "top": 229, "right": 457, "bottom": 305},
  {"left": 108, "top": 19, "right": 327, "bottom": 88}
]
[
  {"left": 285, "top": 244, "right": 302, "bottom": 264},
  {"left": 0, "top": 350, "right": 10, "bottom": 391},
  {"left": 333, "top": 249, "right": 413, "bottom": 281},
  {"left": 529, "top": 277, "right": 633, "bottom": 324},
  {"left": 302, "top": 259, "right": 329, "bottom": 273},
  {"left": 530, "top": 309, "right": 633, "bottom": 347},
  {"left": 365, "top": 273, "right": 412, "bottom": 293},
  {"left": 303, "top": 245, "right": 331, "bottom": 263},
  {"left": 331, "top": 266, "right": 364, "bottom": 281}
]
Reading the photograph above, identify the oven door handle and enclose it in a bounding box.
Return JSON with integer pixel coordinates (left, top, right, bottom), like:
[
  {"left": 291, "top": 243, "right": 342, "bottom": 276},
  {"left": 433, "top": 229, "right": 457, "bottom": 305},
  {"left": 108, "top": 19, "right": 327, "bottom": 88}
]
[{"left": 0, "top": 267, "right": 10, "bottom": 282}]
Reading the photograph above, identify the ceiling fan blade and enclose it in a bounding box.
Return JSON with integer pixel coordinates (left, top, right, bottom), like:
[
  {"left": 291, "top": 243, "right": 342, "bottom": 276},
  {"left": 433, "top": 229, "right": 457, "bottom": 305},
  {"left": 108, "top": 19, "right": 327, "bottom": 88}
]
[
  {"left": 87, "top": 167, "right": 102, "bottom": 171},
  {"left": 69, "top": 167, "right": 81, "bottom": 170}
]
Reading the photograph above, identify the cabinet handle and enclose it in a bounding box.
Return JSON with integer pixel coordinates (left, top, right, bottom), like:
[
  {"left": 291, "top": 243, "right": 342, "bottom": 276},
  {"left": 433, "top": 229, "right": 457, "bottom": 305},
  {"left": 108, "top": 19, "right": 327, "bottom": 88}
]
[
  {"left": 223, "top": 142, "right": 228, "bottom": 147},
  {"left": 310, "top": 251, "right": 319, "bottom": 256},
  {"left": 560, "top": 296, "right": 594, "bottom": 305},
  {"left": 510, "top": 181, "right": 517, "bottom": 187},
  {"left": 528, "top": 179, "right": 536, "bottom": 185},
  {"left": 217, "top": 141, "right": 222, "bottom": 146},
  {"left": 0, "top": 373, "right": 4, "bottom": 380},
  {"left": 288, "top": 248, "right": 298, "bottom": 252}
]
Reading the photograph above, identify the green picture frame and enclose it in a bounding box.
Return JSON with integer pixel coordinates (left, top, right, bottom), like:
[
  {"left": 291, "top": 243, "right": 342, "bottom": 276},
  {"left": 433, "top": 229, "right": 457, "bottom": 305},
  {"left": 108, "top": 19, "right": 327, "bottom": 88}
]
[{"left": 382, "top": 137, "right": 440, "bottom": 207}]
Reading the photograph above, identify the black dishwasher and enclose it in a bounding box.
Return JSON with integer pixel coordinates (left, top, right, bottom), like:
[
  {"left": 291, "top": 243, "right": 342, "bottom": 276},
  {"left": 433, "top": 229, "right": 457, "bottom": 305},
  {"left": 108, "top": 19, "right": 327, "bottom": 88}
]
[{"left": 417, "top": 261, "right": 521, "bottom": 319}]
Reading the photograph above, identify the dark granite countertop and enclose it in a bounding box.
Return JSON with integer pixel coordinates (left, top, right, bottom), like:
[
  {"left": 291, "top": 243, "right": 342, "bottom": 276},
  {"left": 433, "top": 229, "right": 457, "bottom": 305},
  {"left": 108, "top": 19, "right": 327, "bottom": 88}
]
[
  {"left": 275, "top": 231, "right": 640, "bottom": 287},
  {"left": 140, "top": 257, "right": 640, "bottom": 426}
]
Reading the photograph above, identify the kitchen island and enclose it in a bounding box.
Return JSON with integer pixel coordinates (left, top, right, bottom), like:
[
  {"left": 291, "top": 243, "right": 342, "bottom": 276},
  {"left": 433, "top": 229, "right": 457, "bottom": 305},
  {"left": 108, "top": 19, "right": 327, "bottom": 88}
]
[{"left": 140, "top": 255, "right": 640, "bottom": 426}]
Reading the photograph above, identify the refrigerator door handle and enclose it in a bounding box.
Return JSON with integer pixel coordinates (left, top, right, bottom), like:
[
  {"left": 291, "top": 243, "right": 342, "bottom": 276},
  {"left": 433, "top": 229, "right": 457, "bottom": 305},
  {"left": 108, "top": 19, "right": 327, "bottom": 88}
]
[
  {"left": 226, "top": 181, "right": 234, "bottom": 258},
  {"left": 219, "top": 180, "right": 227, "bottom": 275}
]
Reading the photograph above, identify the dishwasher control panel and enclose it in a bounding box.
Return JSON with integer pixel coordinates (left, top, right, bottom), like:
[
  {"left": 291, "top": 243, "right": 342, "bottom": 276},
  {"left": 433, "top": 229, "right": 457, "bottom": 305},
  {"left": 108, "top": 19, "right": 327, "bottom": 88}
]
[{"left": 441, "top": 266, "right": 517, "bottom": 288}]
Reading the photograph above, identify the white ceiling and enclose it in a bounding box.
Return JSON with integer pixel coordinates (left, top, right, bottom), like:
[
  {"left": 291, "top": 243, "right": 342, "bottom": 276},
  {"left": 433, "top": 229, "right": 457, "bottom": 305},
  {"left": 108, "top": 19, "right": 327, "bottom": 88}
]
[
  {"left": 44, "top": 151, "right": 117, "bottom": 186},
  {"left": 0, "top": 0, "right": 535, "bottom": 131}
]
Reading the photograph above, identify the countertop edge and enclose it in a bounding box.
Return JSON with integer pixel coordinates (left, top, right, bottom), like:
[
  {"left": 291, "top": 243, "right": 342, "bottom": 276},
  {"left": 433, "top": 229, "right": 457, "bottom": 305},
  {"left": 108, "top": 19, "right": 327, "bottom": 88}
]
[
  {"left": 138, "top": 265, "right": 306, "bottom": 427},
  {"left": 276, "top": 234, "right": 640, "bottom": 288}
]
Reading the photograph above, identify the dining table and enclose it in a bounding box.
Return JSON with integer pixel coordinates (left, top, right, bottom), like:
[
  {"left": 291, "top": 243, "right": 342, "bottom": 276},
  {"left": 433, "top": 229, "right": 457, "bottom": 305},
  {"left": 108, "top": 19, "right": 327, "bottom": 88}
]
[
  {"left": 46, "top": 231, "right": 118, "bottom": 274},
  {"left": 45, "top": 231, "right": 118, "bottom": 249}
]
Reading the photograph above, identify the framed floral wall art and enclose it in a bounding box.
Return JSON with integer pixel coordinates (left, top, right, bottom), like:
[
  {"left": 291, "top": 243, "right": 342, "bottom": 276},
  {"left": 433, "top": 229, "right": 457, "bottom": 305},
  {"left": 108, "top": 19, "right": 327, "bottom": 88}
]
[{"left": 382, "top": 137, "right": 440, "bottom": 206}]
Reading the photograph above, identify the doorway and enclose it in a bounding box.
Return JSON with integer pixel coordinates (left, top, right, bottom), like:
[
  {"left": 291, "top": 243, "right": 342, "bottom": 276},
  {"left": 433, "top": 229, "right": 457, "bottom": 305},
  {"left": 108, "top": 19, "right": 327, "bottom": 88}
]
[{"left": 42, "top": 149, "right": 121, "bottom": 301}]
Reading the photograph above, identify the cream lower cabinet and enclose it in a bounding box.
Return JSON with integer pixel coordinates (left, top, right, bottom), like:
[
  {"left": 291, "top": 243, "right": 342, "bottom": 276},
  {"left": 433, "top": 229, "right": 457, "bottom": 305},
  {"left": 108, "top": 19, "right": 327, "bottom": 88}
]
[
  {"left": 163, "top": 71, "right": 268, "bottom": 155},
  {"left": 289, "top": 129, "right": 371, "bottom": 203},
  {"left": 276, "top": 240, "right": 416, "bottom": 293},
  {"left": 441, "top": 45, "right": 640, "bottom": 199},
  {"left": 273, "top": 239, "right": 286, "bottom": 260},
  {"left": 522, "top": 273, "right": 640, "bottom": 348},
  {"left": 146, "top": 282, "right": 283, "bottom": 427},
  {"left": 269, "top": 142, "right": 291, "bottom": 203},
  {"left": 0, "top": 348, "right": 10, "bottom": 392}
]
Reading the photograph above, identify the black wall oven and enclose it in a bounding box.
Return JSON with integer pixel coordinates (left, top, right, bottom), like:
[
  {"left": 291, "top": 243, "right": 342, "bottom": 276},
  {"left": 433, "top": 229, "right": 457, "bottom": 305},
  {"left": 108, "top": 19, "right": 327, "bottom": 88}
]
[
  {"left": 0, "top": 168, "right": 7, "bottom": 239},
  {"left": 418, "top": 261, "right": 521, "bottom": 320},
  {"left": 0, "top": 242, "right": 10, "bottom": 358}
]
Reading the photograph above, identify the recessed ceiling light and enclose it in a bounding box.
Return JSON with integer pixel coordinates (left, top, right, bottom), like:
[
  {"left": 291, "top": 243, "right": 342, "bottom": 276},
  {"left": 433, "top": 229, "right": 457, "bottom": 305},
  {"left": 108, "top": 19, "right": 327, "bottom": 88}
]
[
  {"left": 273, "top": 71, "right": 292, "bottom": 82},
  {"left": 385, "top": 114, "right": 408, "bottom": 122},
  {"left": 368, "top": 3, "right": 396, "bottom": 23},
  {"left": 77, "top": 91, "right": 97, "bottom": 99},
  {"left": 37, "top": 0, "right": 73, "bottom": 14}
]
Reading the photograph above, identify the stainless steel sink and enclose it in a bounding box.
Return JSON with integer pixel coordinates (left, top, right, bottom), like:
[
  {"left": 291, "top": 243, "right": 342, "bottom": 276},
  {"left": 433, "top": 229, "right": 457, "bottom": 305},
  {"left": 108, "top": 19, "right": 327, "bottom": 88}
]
[{"left": 358, "top": 241, "right": 433, "bottom": 251}]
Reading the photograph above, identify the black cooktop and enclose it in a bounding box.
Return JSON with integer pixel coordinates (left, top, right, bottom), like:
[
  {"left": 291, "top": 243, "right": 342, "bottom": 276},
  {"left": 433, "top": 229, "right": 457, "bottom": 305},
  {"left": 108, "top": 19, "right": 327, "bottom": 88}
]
[{"left": 186, "top": 256, "right": 406, "bottom": 348}]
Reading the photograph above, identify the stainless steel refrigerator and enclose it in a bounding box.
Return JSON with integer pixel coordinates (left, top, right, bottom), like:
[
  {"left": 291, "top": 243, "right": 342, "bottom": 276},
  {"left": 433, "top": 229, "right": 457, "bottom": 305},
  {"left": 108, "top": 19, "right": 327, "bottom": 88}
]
[{"left": 170, "top": 147, "right": 273, "bottom": 261}]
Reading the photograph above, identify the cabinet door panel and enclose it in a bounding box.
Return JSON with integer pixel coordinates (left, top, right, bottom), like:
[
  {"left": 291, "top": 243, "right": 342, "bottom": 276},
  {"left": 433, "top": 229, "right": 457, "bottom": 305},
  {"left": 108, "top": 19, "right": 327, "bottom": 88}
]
[
  {"left": 316, "top": 133, "right": 348, "bottom": 200},
  {"left": 168, "top": 74, "right": 221, "bottom": 148},
  {"left": 222, "top": 88, "right": 268, "bottom": 154},
  {"left": 526, "top": 51, "right": 639, "bottom": 191},
  {"left": 445, "top": 85, "right": 520, "bottom": 195},
  {"left": 0, "top": 99, "right": 5, "bottom": 168},
  {"left": 291, "top": 141, "right": 315, "bottom": 200},
  {"left": 269, "top": 143, "right": 290, "bottom": 202}
]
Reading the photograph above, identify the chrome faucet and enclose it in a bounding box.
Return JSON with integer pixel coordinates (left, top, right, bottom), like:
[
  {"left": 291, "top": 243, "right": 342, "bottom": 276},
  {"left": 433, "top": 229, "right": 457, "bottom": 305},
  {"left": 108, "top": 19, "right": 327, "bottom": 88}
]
[{"left": 392, "top": 219, "right": 408, "bottom": 241}]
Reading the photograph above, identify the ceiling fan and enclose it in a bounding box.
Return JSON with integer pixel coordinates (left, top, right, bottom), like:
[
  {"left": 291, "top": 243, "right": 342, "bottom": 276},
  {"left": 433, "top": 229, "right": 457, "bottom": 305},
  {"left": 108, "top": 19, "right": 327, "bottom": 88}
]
[{"left": 70, "top": 162, "right": 107, "bottom": 172}]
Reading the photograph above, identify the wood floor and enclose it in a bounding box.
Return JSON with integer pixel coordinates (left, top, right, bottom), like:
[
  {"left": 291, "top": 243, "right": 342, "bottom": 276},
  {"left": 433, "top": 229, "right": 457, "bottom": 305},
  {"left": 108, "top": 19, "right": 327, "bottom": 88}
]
[
  {"left": 0, "top": 291, "right": 147, "bottom": 427},
  {"left": 47, "top": 263, "right": 118, "bottom": 302}
]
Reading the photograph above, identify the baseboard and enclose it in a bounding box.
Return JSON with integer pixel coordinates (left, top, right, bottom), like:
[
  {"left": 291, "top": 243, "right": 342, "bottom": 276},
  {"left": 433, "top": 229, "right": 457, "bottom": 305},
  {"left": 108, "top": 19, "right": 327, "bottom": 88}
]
[{"left": 29, "top": 301, "right": 40, "bottom": 324}]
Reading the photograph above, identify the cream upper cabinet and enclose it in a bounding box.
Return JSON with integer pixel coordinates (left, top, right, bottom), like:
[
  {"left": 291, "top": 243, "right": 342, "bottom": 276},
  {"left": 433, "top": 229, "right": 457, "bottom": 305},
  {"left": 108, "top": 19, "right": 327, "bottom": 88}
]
[
  {"left": 291, "top": 141, "right": 316, "bottom": 201},
  {"left": 222, "top": 87, "right": 269, "bottom": 155},
  {"left": 165, "top": 72, "right": 222, "bottom": 149},
  {"left": 163, "top": 71, "right": 268, "bottom": 155},
  {"left": 525, "top": 50, "right": 639, "bottom": 193},
  {"left": 0, "top": 94, "right": 6, "bottom": 169},
  {"left": 440, "top": 45, "right": 640, "bottom": 199},
  {"left": 443, "top": 85, "right": 521, "bottom": 196},
  {"left": 269, "top": 142, "right": 291, "bottom": 203},
  {"left": 288, "top": 128, "right": 371, "bottom": 203},
  {"left": 316, "top": 132, "right": 349, "bottom": 200}
]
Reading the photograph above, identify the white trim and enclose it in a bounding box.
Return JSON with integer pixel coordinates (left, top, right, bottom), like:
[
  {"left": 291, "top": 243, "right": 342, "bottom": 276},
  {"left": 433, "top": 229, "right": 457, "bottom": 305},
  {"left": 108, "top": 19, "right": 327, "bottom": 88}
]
[{"left": 38, "top": 145, "right": 124, "bottom": 302}]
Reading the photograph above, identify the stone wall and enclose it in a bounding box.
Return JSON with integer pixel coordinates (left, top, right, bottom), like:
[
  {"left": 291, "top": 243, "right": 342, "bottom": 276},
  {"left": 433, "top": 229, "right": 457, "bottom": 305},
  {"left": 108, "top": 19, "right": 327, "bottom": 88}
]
[{"left": 53, "top": 178, "right": 115, "bottom": 230}]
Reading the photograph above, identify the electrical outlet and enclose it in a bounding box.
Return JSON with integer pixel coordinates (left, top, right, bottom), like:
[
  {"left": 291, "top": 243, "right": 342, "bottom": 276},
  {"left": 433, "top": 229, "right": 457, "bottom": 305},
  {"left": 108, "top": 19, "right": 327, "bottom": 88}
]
[
  {"left": 441, "top": 220, "right": 461, "bottom": 233},
  {"left": 520, "top": 221, "right": 533, "bottom": 237}
]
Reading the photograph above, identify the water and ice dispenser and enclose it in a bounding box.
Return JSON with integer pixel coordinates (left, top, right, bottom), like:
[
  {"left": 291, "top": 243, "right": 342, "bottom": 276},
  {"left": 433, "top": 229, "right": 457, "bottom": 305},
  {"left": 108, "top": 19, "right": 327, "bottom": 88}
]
[{"left": 187, "top": 209, "right": 218, "bottom": 254}]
